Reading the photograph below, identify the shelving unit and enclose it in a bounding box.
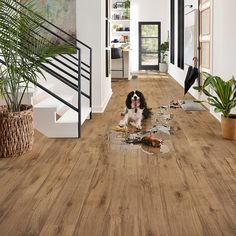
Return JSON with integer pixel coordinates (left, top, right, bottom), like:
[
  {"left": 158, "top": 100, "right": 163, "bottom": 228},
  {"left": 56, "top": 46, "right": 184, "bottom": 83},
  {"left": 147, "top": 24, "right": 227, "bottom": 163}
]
[
  {"left": 111, "top": 0, "right": 130, "bottom": 45},
  {"left": 110, "top": 0, "right": 131, "bottom": 79}
]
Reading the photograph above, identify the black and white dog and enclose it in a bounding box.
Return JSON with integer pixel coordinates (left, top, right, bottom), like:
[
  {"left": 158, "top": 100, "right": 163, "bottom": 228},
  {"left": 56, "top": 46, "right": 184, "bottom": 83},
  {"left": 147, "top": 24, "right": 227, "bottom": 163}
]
[{"left": 119, "top": 90, "right": 151, "bottom": 129}]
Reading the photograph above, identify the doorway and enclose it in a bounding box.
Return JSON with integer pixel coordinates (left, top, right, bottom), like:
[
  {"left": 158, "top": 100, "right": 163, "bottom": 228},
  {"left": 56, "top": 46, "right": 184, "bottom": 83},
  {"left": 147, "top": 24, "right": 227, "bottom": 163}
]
[{"left": 139, "top": 22, "right": 161, "bottom": 70}]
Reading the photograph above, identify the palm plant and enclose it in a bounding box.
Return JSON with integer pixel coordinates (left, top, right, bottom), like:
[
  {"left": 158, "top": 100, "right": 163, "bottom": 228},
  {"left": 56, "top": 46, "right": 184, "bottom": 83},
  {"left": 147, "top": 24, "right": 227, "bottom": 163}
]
[
  {"left": 159, "top": 41, "right": 169, "bottom": 63},
  {"left": 194, "top": 73, "right": 236, "bottom": 117},
  {"left": 0, "top": 0, "right": 73, "bottom": 112}
]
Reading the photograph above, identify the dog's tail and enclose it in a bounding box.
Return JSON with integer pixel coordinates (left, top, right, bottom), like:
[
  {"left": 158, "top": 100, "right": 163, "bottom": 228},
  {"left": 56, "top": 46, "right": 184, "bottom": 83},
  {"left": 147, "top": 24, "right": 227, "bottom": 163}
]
[{"left": 143, "top": 107, "right": 152, "bottom": 119}]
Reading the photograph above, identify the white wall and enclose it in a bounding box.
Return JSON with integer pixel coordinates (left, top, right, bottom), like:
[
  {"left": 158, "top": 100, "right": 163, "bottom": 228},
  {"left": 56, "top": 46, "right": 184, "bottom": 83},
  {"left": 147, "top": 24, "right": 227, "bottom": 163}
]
[
  {"left": 212, "top": 0, "right": 236, "bottom": 117},
  {"left": 169, "top": 0, "right": 199, "bottom": 99},
  {"left": 130, "top": 0, "right": 170, "bottom": 71},
  {"left": 212, "top": 0, "right": 236, "bottom": 78},
  {"left": 169, "top": 0, "right": 236, "bottom": 120},
  {"left": 77, "top": 0, "right": 112, "bottom": 113}
]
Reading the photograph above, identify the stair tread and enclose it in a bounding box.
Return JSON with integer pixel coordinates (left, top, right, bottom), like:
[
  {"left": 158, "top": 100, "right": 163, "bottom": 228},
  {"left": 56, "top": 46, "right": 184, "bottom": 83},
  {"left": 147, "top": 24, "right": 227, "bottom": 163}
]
[
  {"left": 34, "top": 94, "right": 73, "bottom": 108},
  {"left": 19, "top": 83, "right": 54, "bottom": 93},
  {"left": 57, "top": 106, "right": 91, "bottom": 124},
  {"left": 34, "top": 83, "right": 55, "bottom": 95}
]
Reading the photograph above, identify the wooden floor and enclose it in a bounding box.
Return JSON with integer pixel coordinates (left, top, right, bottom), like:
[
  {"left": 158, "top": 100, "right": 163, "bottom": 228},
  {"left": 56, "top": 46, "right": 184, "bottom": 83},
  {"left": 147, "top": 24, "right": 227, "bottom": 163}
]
[{"left": 0, "top": 74, "right": 235, "bottom": 236}]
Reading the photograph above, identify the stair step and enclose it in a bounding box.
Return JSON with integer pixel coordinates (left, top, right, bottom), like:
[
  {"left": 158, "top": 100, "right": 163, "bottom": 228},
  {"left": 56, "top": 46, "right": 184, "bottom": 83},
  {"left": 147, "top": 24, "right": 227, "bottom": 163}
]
[
  {"left": 32, "top": 83, "right": 55, "bottom": 105},
  {"left": 34, "top": 94, "right": 73, "bottom": 115},
  {"left": 57, "top": 106, "right": 91, "bottom": 124}
]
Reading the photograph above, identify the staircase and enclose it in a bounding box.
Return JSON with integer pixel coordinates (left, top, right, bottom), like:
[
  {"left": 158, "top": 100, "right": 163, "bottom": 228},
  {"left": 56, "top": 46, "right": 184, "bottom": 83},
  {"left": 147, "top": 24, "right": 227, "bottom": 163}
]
[
  {"left": 24, "top": 83, "right": 91, "bottom": 138},
  {"left": 0, "top": 0, "right": 92, "bottom": 138}
]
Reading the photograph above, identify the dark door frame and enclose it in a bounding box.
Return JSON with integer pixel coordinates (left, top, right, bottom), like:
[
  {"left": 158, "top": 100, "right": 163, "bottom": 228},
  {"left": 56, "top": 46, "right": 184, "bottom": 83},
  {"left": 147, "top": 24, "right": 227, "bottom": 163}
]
[
  {"left": 177, "top": 0, "right": 184, "bottom": 69},
  {"left": 139, "top": 21, "right": 161, "bottom": 70},
  {"left": 170, "top": 0, "right": 175, "bottom": 64}
]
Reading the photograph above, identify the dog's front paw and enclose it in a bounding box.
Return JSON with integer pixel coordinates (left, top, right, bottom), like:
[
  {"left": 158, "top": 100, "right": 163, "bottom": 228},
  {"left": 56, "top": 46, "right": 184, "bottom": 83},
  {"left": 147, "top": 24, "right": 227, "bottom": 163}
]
[
  {"left": 130, "top": 122, "right": 142, "bottom": 130},
  {"left": 119, "top": 120, "right": 127, "bottom": 127}
]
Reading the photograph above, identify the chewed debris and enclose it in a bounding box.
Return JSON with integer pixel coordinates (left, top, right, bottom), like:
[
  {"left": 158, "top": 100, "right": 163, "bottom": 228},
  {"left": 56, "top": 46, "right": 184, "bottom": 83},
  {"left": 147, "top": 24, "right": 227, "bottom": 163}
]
[
  {"left": 125, "top": 134, "right": 163, "bottom": 147},
  {"left": 159, "top": 100, "right": 181, "bottom": 109},
  {"left": 124, "top": 133, "right": 170, "bottom": 155},
  {"left": 156, "top": 113, "right": 174, "bottom": 122},
  {"left": 112, "top": 125, "right": 130, "bottom": 133},
  {"left": 140, "top": 124, "right": 174, "bottom": 136},
  {"left": 107, "top": 100, "right": 183, "bottom": 155}
]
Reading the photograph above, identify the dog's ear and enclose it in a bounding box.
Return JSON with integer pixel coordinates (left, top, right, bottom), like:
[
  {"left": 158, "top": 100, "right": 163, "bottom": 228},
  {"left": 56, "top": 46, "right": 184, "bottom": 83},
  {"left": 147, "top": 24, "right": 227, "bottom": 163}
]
[
  {"left": 139, "top": 92, "right": 147, "bottom": 109},
  {"left": 125, "top": 92, "right": 132, "bottom": 109}
]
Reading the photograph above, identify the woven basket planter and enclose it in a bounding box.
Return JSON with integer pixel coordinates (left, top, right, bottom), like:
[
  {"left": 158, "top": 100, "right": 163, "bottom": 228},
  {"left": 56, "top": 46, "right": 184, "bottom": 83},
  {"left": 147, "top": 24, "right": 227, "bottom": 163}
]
[{"left": 0, "top": 105, "right": 34, "bottom": 158}]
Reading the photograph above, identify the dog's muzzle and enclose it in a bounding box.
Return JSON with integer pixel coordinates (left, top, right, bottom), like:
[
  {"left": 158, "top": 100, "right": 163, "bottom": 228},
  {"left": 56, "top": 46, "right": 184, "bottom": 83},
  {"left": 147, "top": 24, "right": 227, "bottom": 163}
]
[{"left": 132, "top": 99, "right": 140, "bottom": 107}]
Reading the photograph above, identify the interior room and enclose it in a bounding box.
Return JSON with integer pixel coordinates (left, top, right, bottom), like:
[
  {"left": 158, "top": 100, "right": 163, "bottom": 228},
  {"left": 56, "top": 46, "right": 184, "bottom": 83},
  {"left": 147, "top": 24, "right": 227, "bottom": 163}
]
[{"left": 0, "top": 0, "right": 235, "bottom": 235}]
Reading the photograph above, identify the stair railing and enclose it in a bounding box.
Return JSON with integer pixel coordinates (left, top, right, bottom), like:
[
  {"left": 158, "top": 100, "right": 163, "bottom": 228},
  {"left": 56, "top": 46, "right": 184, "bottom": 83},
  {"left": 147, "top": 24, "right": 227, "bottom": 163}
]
[{"left": 0, "top": 0, "right": 93, "bottom": 138}]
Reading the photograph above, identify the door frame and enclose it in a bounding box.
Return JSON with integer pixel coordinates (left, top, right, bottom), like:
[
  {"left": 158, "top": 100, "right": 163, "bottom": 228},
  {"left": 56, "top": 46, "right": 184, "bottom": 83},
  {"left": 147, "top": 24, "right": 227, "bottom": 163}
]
[
  {"left": 139, "top": 21, "right": 161, "bottom": 70},
  {"left": 199, "top": 0, "right": 212, "bottom": 109}
]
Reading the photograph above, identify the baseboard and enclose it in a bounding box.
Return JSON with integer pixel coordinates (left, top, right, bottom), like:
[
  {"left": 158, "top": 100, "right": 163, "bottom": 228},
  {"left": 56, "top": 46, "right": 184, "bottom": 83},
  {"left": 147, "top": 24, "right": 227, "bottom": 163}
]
[
  {"left": 168, "top": 71, "right": 221, "bottom": 123},
  {"left": 92, "top": 89, "right": 113, "bottom": 113},
  {"left": 210, "top": 110, "right": 221, "bottom": 122}
]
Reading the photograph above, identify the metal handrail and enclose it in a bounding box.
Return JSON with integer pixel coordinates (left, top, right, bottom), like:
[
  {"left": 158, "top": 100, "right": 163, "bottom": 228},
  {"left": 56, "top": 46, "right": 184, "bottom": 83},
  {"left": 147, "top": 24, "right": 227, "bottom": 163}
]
[
  {"left": 0, "top": 0, "right": 93, "bottom": 138},
  {"left": 0, "top": 59, "right": 78, "bottom": 112}
]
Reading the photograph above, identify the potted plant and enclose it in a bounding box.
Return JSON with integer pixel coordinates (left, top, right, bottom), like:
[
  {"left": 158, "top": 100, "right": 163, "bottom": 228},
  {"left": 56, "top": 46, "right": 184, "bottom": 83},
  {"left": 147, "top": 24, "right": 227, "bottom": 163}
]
[
  {"left": 159, "top": 41, "right": 169, "bottom": 73},
  {"left": 123, "top": 0, "right": 130, "bottom": 20},
  {"left": 124, "top": 0, "right": 130, "bottom": 9},
  {"left": 0, "top": 0, "right": 73, "bottom": 158},
  {"left": 194, "top": 73, "right": 236, "bottom": 140}
]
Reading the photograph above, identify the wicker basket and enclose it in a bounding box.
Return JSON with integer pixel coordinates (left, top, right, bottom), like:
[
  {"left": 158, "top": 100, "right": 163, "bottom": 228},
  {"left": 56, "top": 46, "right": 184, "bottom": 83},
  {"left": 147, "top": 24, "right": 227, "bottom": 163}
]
[{"left": 0, "top": 105, "right": 34, "bottom": 158}]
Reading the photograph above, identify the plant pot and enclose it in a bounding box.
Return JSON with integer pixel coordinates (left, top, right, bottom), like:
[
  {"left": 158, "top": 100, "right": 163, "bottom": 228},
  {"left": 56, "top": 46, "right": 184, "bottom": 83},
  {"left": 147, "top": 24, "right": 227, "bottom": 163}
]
[
  {"left": 0, "top": 105, "right": 34, "bottom": 158},
  {"left": 221, "top": 114, "right": 236, "bottom": 140},
  {"left": 159, "top": 63, "right": 168, "bottom": 73}
]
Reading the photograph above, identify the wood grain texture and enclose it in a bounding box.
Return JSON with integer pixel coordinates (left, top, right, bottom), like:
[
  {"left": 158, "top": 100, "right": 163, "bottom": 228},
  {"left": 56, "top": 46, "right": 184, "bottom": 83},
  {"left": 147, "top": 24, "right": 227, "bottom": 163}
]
[{"left": 0, "top": 74, "right": 235, "bottom": 236}]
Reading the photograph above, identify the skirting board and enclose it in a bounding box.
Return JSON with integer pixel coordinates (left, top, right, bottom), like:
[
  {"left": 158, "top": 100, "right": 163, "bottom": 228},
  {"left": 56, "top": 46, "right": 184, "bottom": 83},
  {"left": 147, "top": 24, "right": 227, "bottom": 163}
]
[
  {"left": 92, "top": 89, "right": 113, "bottom": 113},
  {"left": 179, "top": 100, "right": 206, "bottom": 111}
]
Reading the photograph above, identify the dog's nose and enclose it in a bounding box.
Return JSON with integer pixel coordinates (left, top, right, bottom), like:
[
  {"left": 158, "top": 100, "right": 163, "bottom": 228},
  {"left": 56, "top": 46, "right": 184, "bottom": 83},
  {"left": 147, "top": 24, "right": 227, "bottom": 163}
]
[{"left": 133, "top": 96, "right": 137, "bottom": 100}]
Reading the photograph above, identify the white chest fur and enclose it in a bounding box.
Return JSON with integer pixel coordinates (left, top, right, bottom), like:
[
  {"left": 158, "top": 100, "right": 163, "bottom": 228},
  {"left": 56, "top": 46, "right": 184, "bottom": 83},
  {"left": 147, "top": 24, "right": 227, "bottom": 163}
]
[{"left": 128, "top": 108, "right": 143, "bottom": 121}]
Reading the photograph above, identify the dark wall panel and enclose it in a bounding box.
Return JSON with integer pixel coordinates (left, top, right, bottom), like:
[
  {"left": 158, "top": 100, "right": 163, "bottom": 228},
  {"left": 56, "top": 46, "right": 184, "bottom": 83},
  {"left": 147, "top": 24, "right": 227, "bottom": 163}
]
[
  {"left": 170, "top": 0, "right": 175, "bottom": 64},
  {"left": 178, "top": 0, "right": 184, "bottom": 69}
]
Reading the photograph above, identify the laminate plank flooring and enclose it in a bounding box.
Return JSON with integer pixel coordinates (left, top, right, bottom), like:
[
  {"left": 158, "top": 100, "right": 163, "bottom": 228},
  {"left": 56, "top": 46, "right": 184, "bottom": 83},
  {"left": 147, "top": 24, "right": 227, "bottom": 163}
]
[{"left": 0, "top": 74, "right": 235, "bottom": 236}]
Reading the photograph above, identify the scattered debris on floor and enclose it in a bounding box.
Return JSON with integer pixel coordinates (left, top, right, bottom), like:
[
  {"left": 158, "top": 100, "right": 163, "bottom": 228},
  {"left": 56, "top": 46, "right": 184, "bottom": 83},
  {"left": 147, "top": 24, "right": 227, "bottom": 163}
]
[
  {"left": 156, "top": 113, "right": 174, "bottom": 122},
  {"left": 112, "top": 125, "right": 130, "bottom": 133},
  {"left": 108, "top": 100, "right": 182, "bottom": 155},
  {"left": 107, "top": 130, "right": 171, "bottom": 156},
  {"left": 159, "top": 100, "right": 181, "bottom": 109},
  {"left": 142, "top": 124, "right": 175, "bottom": 136},
  {"left": 125, "top": 134, "right": 163, "bottom": 147}
]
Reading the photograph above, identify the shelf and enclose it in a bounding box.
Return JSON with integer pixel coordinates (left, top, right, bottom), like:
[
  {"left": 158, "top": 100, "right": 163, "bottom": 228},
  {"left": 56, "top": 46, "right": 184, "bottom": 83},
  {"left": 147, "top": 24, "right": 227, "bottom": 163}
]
[
  {"left": 111, "top": 42, "right": 130, "bottom": 44},
  {"left": 111, "top": 19, "right": 130, "bottom": 22},
  {"left": 112, "top": 31, "right": 130, "bottom": 34},
  {"left": 112, "top": 8, "right": 130, "bottom": 11}
]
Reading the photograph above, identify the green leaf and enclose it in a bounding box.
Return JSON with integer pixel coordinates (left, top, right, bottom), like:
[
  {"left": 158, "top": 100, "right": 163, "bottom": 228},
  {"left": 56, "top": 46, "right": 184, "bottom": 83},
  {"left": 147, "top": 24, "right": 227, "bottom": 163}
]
[
  {"left": 0, "top": 0, "right": 74, "bottom": 112},
  {"left": 193, "top": 86, "right": 202, "bottom": 91},
  {"left": 193, "top": 73, "right": 236, "bottom": 117},
  {"left": 214, "top": 108, "right": 222, "bottom": 113}
]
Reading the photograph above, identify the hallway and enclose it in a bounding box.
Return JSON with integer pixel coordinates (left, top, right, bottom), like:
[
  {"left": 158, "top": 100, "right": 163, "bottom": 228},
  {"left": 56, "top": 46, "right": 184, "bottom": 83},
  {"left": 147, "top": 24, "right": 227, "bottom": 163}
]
[{"left": 0, "top": 74, "right": 235, "bottom": 236}]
